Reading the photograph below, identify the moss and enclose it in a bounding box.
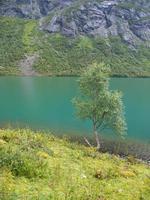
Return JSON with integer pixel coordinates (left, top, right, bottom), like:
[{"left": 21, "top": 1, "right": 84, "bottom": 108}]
[{"left": 0, "top": 129, "right": 149, "bottom": 200}]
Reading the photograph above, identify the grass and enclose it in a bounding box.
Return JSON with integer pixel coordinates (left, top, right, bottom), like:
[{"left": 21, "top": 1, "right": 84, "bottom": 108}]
[
  {"left": 0, "top": 17, "right": 38, "bottom": 75},
  {"left": 0, "top": 17, "right": 25, "bottom": 70},
  {"left": 22, "top": 20, "right": 38, "bottom": 53},
  {"left": 0, "top": 16, "right": 150, "bottom": 77},
  {"left": 0, "top": 129, "right": 150, "bottom": 200}
]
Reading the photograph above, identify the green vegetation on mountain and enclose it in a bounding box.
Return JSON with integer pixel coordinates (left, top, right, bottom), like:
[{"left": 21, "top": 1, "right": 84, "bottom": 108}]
[
  {"left": 0, "top": 17, "right": 38, "bottom": 75},
  {"left": 0, "top": 17, "right": 150, "bottom": 77},
  {"left": 0, "top": 17, "right": 23, "bottom": 75},
  {"left": 0, "top": 129, "right": 150, "bottom": 200}
]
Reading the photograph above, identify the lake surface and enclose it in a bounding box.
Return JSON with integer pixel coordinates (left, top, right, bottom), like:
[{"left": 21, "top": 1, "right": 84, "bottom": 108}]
[{"left": 0, "top": 77, "right": 150, "bottom": 143}]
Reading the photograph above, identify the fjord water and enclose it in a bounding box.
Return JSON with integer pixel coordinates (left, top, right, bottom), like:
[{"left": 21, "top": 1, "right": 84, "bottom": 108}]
[{"left": 0, "top": 77, "right": 150, "bottom": 143}]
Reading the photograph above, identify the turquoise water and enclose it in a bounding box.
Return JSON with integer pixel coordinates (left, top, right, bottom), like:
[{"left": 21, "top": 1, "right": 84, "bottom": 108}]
[{"left": 0, "top": 77, "right": 150, "bottom": 143}]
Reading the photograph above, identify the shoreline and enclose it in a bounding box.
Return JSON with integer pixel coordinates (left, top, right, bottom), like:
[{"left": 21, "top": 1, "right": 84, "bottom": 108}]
[
  {"left": 1, "top": 73, "right": 150, "bottom": 78},
  {"left": 66, "top": 134, "right": 150, "bottom": 163},
  {"left": 1, "top": 125, "right": 149, "bottom": 162}
]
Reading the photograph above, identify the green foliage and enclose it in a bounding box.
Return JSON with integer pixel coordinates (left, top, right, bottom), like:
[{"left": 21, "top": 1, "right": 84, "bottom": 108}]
[
  {"left": 0, "top": 17, "right": 25, "bottom": 68},
  {"left": 0, "top": 150, "right": 49, "bottom": 178},
  {"left": 0, "top": 17, "right": 38, "bottom": 75},
  {"left": 34, "top": 34, "right": 150, "bottom": 77},
  {"left": 22, "top": 20, "right": 38, "bottom": 53},
  {"left": 0, "top": 129, "right": 150, "bottom": 200},
  {"left": 0, "top": 17, "right": 150, "bottom": 77},
  {"left": 73, "top": 63, "right": 127, "bottom": 138},
  {"left": 0, "top": 130, "right": 52, "bottom": 179},
  {"left": 0, "top": 170, "right": 16, "bottom": 200}
]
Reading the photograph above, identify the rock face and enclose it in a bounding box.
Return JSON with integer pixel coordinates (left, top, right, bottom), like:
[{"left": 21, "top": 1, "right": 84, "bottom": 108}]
[
  {"left": 0, "top": 0, "right": 150, "bottom": 45},
  {"left": 0, "top": 0, "right": 72, "bottom": 18}
]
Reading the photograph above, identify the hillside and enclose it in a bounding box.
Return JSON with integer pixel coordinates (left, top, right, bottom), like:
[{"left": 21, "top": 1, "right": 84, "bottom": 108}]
[
  {"left": 0, "top": 0, "right": 150, "bottom": 76},
  {"left": 0, "top": 129, "right": 150, "bottom": 200}
]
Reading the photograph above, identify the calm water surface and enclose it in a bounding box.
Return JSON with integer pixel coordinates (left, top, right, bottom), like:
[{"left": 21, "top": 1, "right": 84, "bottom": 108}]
[{"left": 0, "top": 77, "right": 150, "bottom": 143}]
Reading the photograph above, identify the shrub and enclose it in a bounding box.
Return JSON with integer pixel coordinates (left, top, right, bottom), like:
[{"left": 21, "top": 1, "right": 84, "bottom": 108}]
[
  {"left": 0, "top": 149, "right": 50, "bottom": 179},
  {"left": 95, "top": 166, "right": 119, "bottom": 179},
  {"left": 0, "top": 170, "right": 16, "bottom": 200}
]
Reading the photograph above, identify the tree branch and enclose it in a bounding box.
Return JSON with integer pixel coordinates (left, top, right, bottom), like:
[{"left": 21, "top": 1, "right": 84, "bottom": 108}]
[
  {"left": 96, "top": 111, "right": 108, "bottom": 130},
  {"left": 83, "top": 137, "right": 93, "bottom": 147}
]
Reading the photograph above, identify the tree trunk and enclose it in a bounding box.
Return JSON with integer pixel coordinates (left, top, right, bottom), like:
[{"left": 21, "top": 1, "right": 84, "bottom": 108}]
[{"left": 93, "top": 125, "right": 100, "bottom": 150}]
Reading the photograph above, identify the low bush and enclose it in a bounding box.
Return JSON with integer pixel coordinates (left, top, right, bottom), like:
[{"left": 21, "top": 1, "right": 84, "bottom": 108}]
[
  {"left": 0, "top": 149, "right": 49, "bottom": 178},
  {"left": 0, "top": 129, "right": 149, "bottom": 200}
]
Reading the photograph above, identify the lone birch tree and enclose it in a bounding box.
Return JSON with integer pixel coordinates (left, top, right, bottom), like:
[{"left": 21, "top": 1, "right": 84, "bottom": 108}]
[{"left": 73, "top": 63, "right": 127, "bottom": 150}]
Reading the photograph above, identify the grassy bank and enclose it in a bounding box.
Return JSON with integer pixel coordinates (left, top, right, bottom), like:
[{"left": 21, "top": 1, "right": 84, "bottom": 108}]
[
  {"left": 0, "top": 129, "right": 149, "bottom": 200},
  {"left": 0, "top": 17, "right": 150, "bottom": 77}
]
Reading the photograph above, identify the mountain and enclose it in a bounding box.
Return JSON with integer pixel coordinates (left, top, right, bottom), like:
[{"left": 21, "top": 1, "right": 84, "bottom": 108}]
[
  {"left": 1, "top": 0, "right": 150, "bottom": 45},
  {"left": 0, "top": 0, "right": 150, "bottom": 76}
]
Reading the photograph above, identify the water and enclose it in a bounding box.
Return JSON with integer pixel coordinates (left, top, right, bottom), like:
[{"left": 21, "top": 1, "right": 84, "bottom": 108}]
[{"left": 0, "top": 77, "right": 150, "bottom": 144}]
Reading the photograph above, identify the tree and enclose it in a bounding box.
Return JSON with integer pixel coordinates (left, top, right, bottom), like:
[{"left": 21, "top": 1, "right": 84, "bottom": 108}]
[{"left": 73, "top": 63, "right": 127, "bottom": 150}]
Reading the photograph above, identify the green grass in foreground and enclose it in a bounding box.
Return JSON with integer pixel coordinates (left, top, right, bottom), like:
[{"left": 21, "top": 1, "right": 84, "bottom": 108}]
[{"left": 0, "top": 129, "right": 150, "bottom": 200}]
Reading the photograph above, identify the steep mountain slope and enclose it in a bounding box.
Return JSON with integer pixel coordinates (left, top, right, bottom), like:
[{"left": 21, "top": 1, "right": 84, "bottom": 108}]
[
  {"left": 0, "top": 0, "right": 73, "bottom": 19},
  {"left": 0, "top": 0, "right": 150, "bottom": 76},
  {"left": 43, "top": 0, "right": 150, "bottom": 46},
  {"left": 1, "top": 0, "right": 150, "bottom": 45}
]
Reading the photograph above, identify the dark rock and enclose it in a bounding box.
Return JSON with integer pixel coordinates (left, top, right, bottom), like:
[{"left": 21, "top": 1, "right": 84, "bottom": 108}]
[
  {"left": 0, "top": 0, "right": 149, "bottom": 45},
  {"left": 0, "top": 0, "right": 74, "bottom": 18}
]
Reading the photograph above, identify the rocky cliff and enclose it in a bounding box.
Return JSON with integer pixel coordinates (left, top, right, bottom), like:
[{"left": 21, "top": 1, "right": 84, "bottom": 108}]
[{"left": 0, "top": 0, "right": 150, "bottom": 46}]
